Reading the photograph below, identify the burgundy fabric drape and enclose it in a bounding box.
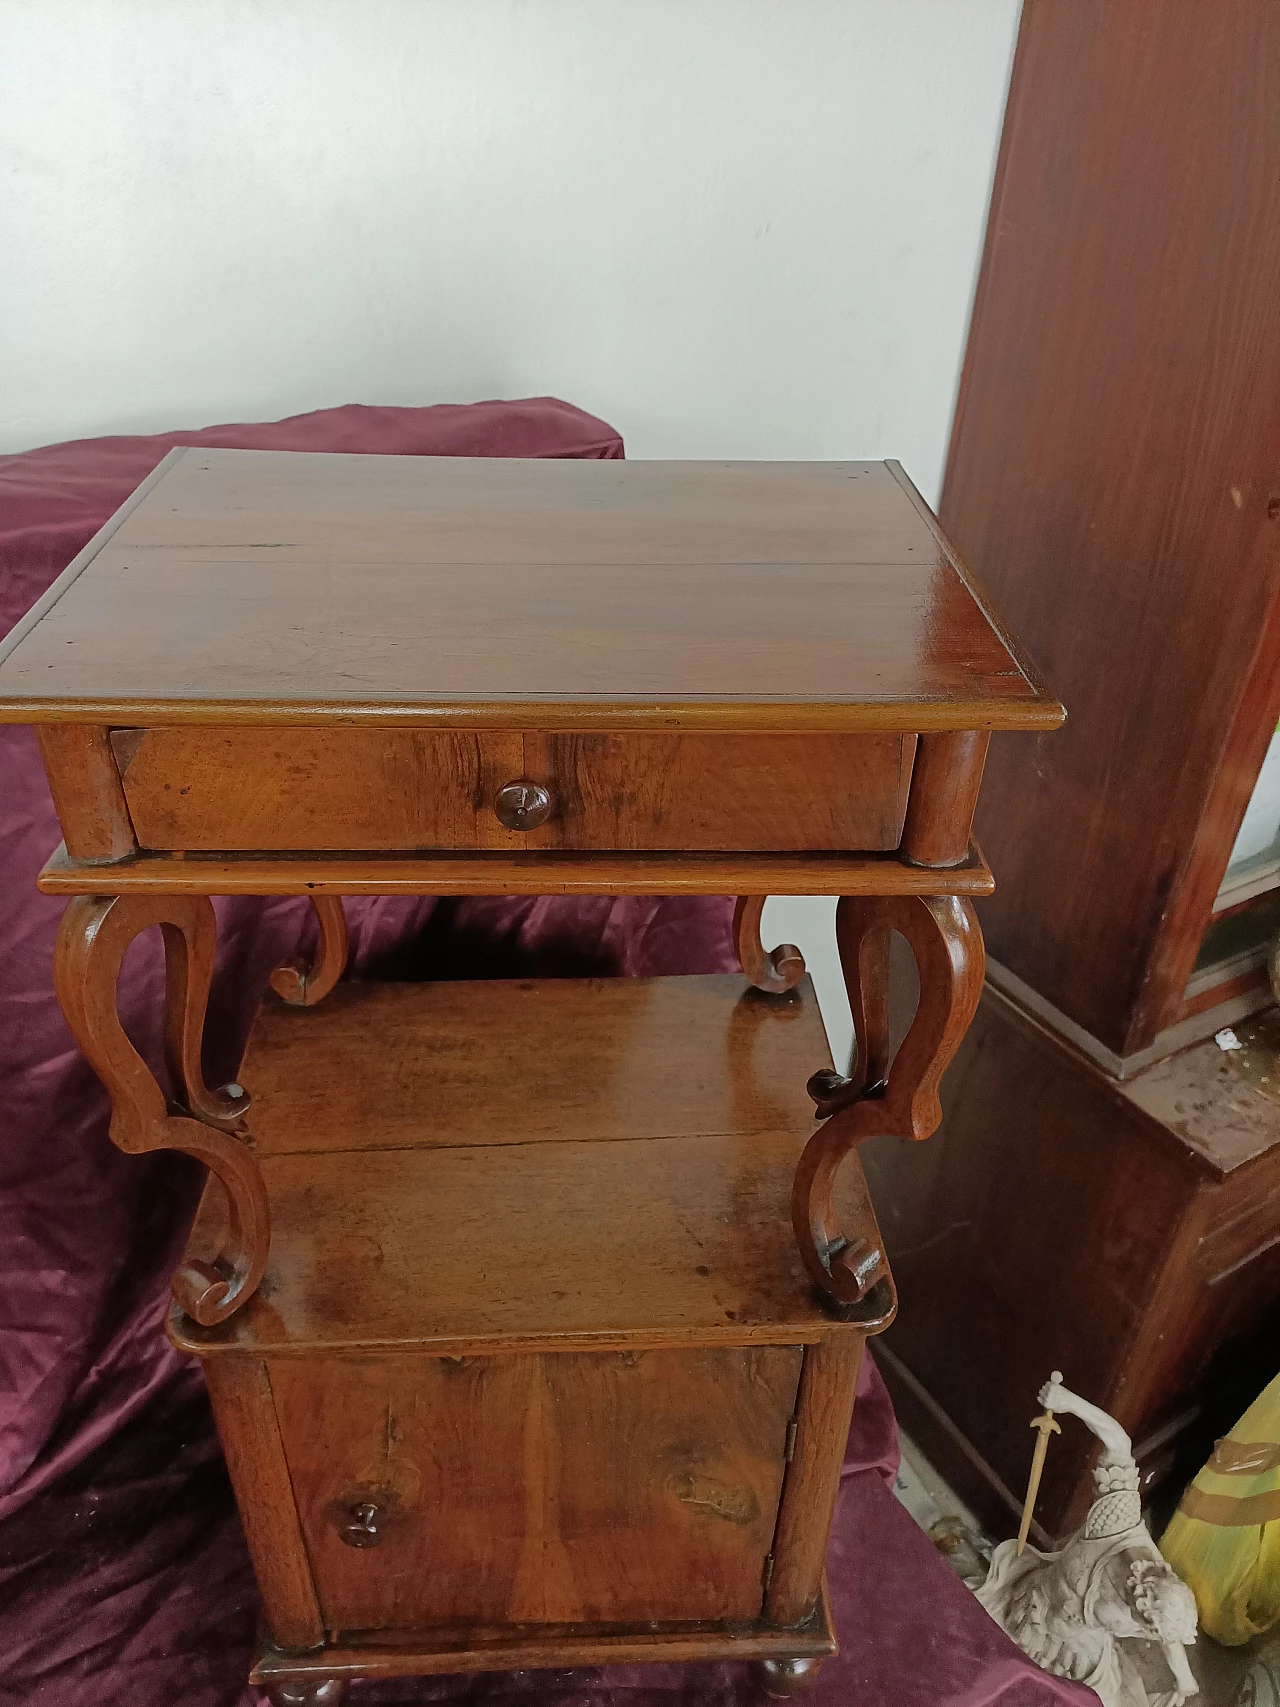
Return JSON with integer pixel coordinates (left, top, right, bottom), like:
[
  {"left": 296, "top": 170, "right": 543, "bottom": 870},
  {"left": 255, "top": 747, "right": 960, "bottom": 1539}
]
[{"left": 0, "top": 400, "right": 1089, "bottom": 1706}]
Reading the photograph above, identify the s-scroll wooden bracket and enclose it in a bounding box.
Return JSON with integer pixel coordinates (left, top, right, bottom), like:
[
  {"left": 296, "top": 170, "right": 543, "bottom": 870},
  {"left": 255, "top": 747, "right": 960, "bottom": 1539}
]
[
  {"left": 734, "top": 896, "right": 806, "bottom": 994},
  {"left": 270, "top": 896, "right": 349, "bottom": 1006},
  {"left": 792, "top": 893, "right": 984, "bottom": 1308},
  {"left": 54, "top": 892, "right": 270, "bottom": 1326}
]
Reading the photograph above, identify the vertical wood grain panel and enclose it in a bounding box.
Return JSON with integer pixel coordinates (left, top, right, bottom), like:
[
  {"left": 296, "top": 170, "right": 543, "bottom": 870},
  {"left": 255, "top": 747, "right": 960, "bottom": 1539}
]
[
  {"left": 35, "top": 724, "right": 137, "bottom": 861},
  {"left": 941, "top": 0, "right": 1280, "bottom": 1053},
  {"left": 270, "top": 1347, "right": 800, "bottom": 1633},
  {"left": 764, "top": 1336, "right": 863, "bottom": 1627},
  {"left": 203, "top": 1357, "right": 324, "bottom": 1650}
]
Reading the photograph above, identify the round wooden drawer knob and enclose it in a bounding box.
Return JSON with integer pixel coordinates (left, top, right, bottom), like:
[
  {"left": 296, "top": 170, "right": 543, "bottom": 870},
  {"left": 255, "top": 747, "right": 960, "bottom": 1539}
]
[{"left": 494, "top": 779, "right": 552, "bottom": 832}]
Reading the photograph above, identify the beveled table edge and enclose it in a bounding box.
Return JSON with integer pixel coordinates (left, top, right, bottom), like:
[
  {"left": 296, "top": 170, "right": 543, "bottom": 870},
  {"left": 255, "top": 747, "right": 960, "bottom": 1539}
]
[
  {"left": 38, "top": 841, "right": 997, "bottom": 898},
  {"left": 0, "top": 696, "right": 1066, "bottom": 730}
]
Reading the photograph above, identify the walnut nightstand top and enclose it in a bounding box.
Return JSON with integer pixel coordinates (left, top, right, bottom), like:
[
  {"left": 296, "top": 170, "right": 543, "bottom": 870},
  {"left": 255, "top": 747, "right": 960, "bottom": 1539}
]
[{"left": 0, "top": 447, "right": 1063, "bottom": 733}]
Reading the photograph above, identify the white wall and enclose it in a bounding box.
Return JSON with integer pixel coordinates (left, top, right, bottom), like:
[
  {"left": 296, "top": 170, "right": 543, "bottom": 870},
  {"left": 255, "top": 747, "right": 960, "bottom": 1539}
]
[{"left": 1, "top": 0, "right": 1019, "bottom": 1063}]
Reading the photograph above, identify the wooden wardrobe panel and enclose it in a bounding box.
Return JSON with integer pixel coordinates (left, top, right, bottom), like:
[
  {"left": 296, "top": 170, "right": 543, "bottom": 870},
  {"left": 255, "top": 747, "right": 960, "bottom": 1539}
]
[{"left": 941, "top": 0, "right": 1280, "bottom": 1054}]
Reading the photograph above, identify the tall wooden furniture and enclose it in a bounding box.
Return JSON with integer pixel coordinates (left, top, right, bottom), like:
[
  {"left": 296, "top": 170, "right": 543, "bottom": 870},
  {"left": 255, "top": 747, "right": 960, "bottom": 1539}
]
[
  {"left": 0, "top": 449, "right": 1058, "bottom": 1701},
  {"left": 863, "top": 0, "right": 1280, "bottom": 1546}
]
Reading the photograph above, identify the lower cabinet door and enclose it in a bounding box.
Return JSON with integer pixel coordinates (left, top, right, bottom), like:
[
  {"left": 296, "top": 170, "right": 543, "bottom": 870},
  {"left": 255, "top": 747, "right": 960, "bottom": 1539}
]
[{"left": 269, "top": 1344, "right": 802, "bottom": 1634}]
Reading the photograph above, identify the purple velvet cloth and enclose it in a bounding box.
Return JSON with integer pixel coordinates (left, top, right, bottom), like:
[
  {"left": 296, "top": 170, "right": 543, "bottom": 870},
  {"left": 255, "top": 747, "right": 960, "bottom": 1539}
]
[{"left": 0, "top": 403, "right": 1090, "bottom": 1706}]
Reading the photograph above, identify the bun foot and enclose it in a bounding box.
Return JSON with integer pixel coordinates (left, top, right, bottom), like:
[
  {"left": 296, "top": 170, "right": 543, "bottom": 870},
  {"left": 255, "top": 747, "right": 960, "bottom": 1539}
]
[
  {"left": 752, "top": 1656, "right": 824, "bottom": 1697},
  {"left": 266, "top": 1681, "right": 346, "bottom": 1706}
]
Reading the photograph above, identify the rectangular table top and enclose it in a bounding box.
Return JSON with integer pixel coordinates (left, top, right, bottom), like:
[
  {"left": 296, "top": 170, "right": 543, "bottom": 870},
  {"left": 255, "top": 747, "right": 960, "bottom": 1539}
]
[{"left": 0, "top": 448, "right": 1062, "bottom": 732}]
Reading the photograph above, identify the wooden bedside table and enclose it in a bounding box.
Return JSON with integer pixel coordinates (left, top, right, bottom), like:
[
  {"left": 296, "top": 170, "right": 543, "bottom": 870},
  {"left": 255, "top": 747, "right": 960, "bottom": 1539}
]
[{"left": 0, "top": 450, "right": 1061, "bottom": 1703}]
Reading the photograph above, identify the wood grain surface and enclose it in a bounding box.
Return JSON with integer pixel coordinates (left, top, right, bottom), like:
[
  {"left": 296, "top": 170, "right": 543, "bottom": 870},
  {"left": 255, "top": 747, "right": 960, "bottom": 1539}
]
[
  {"left": 900, "top": 731, "right": 989, "bottom": 868},
  {"left": 519, "top": 731, "right": 914, "bottom": 852},
  {"left": 113, "top": 728, "right": 526, "bottom": 853},
  {"left": 202, "top": 1357, "right": 325, "bottom": 1649},
  {"left": 172, "top": 973, "right": 895, "bottom": 1360},
  {"left": 111, "top": 726, "right": 914, "bottom": 854},
  {"left": 0, "top": 450, "right": 1060, "bottom": 731},
  {"left": 765, "top": 1339, "right": 865, "bottom": 1628},
  {"left": 174, "top": 1126, "right": 887, "bottom": 1358},
  {"left": 35, "top": 725, "right": 137, "bottom": 861},
  {"left": 270, "top": 1346, "right": 800, "bottom": 1630},
  {"left": 941, "top": 0, "right": 1280, "bottom": 1053},
  {"left": 238, "top": 974, "right": 827, "bottom": 1158}
]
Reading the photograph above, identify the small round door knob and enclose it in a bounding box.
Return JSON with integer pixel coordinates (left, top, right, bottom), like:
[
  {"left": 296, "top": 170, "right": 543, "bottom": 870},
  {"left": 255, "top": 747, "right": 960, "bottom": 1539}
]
[
  {"left": 494, "top": 779, "right": 553, "bottom": 832},
  {"left": 340, "top": 1500, "right": 384, "bottom": 1548}
]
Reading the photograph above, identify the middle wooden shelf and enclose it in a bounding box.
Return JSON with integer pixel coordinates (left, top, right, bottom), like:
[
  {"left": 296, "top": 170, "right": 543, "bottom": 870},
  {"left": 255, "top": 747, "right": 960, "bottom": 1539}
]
[{"left": 173, "top": 971, "right": 893, "bottom": 1360}]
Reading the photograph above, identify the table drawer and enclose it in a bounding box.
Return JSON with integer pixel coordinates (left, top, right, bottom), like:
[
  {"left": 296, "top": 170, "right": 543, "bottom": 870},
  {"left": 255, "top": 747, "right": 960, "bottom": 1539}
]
[{"left": 110, "top": 727, "right": 915, "bottom": 853}]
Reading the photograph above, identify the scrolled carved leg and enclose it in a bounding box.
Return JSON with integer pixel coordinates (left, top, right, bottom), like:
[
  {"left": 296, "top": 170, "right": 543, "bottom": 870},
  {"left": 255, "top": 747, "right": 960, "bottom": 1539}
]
[
  {"left": 735, "top": 895, "right": 806, "bottom": 994},
  {"left": 54, "top": 893, "right": 270, "bottom": 1327},
  {"left": 270, "top": 896, "right": 348, "bottom": 1006},
  {"left": 751, "top": 1657, "right": 824, "bottom": 1697},
  {"left": 266, "top": 1681, "right": 346, "bottom": 1706},
  {"left": 793, "top": 893, "right": 984, "bottom": 1308}
]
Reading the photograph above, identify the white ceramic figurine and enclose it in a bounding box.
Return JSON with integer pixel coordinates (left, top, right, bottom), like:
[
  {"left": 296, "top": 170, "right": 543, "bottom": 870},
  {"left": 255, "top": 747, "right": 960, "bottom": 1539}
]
[{"left": 976, "top": 1377, "right": 1200, "bottom": 1707}]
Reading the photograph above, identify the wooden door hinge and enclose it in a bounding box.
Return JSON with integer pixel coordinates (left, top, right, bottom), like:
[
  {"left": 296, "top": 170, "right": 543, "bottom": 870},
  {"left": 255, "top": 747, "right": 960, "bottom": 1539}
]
[
  {"left": 762, "top": 1552, "right": 775, "bottom": 1592},
  {"left": 784, "top": 1418, "right": 798, "bottom": 1461}
]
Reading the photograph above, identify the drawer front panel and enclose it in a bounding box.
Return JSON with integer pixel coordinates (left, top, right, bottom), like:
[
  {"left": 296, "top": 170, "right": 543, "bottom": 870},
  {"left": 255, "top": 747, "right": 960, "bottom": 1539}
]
[
  {"left": 524, "top": 731, "right": 914, "bottom": 852},
  {"left": 112, "top": 727, "right": 527, "bottom": 853},
  {"left": 270, "top": 1345, "right": 801, "bottom": 1634},
  {"left": 112, "top": 726, "right": 915, "bottom": 853}
]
